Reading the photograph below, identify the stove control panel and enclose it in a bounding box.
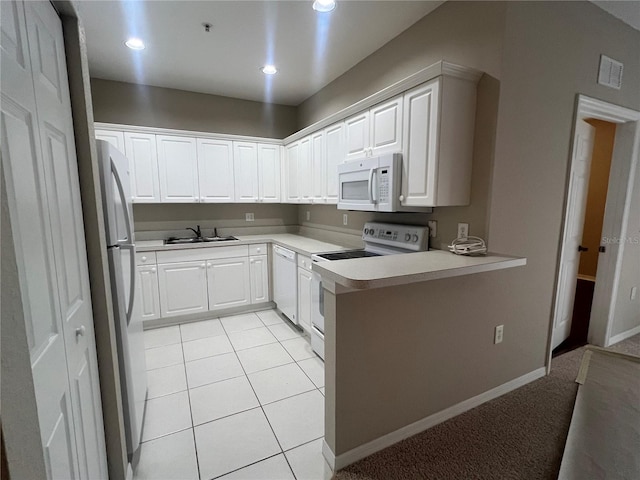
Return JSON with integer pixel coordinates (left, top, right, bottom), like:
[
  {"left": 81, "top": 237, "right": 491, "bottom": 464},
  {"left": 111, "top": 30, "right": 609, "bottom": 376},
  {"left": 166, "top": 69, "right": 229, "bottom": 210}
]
[{"left": 362, "top": 222, "right": 429, "bottom": 252}]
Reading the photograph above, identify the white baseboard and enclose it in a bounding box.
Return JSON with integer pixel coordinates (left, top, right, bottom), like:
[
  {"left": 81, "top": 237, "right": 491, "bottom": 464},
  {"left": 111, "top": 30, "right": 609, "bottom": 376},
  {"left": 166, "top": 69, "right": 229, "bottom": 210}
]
[
  {"left": 328, "top": 367, "right": 546, "bottom": 471},
  {"left": 608, "top": 324, "right": 640, "bottom": 346}
]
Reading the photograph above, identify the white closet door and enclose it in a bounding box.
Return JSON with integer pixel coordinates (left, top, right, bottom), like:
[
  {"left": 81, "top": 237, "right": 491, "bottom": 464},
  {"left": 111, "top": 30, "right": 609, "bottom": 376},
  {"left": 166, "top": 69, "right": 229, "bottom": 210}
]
[
  {"left": 1, "top": 1, "right": 107, "bottom": 478},
  {"left": 197, "top": 138, "right": 235, "bottom": 202}
]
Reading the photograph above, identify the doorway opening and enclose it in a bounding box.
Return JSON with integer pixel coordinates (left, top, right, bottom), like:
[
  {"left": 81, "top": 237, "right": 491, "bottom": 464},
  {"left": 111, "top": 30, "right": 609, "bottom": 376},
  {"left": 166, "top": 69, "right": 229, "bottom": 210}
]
[
  {"left": 548, "top": 95, "right": 640, "bottom": 368},
  {"left": 553, "top": 119, "right": 617, "bottom": 357}
]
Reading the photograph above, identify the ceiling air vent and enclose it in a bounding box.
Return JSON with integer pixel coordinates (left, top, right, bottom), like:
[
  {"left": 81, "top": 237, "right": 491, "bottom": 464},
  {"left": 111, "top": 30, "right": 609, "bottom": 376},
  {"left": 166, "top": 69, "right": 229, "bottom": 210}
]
[{"left": 598, "top": 54, "right": 623, "bottom": 90}]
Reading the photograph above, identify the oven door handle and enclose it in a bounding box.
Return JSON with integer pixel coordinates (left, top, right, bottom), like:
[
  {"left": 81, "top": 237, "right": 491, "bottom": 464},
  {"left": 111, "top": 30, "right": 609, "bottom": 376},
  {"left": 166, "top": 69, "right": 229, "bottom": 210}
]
[{"left": 368, "top": 168, "right": 377, "bottom": 204}]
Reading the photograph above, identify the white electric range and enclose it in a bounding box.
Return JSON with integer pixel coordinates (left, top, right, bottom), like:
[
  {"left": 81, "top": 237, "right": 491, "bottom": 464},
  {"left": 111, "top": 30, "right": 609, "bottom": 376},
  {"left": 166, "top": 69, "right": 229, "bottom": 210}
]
[{"left": 310, "top": 222, "right": 430, "bottom": 359}]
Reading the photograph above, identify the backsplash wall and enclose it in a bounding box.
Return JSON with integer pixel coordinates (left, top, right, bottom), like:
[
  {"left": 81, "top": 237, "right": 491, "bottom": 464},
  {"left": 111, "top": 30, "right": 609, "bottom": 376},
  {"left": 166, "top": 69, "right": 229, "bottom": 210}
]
[{"left": 133, "top": 203, "right": 299, "bottom": 238}]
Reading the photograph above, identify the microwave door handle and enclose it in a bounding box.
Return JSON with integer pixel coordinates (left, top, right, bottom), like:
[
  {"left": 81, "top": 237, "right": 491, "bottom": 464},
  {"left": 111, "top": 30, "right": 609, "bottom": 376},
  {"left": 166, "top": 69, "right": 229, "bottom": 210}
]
[{"left": 368, "top": 168, "right": 377, "bottom": 204}]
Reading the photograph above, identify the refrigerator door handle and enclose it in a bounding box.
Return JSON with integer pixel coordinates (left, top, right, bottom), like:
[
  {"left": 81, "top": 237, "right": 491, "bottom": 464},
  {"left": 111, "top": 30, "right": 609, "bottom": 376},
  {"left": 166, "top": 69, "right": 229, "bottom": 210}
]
[
  {"left": 120, "top": 243, "right": 136, "bottom": 324},
  {"left": 111, "top": 157, "right": 134, "bottom": 243}
]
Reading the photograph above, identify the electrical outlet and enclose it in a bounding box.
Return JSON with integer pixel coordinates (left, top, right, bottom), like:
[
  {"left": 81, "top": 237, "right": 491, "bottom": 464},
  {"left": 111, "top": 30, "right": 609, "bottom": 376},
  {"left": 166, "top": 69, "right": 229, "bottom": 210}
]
[
  {"left": 343, "top": 214, "right": 348, "bottom": 226},
  {"left": 494, "top": 325, "right": 504, "bottom": 344},
  {"left": 245, "top": 213, "right": 254, "bottom": 222},
  {"left": 427, "top": 220, "right": 437, "bottom": 238},
  {"left": 306, "top": 211, "right": 310, "bottom": 221},
  {"left": 632, "top": 286, "right": 638, "bottom": 300},
  {"left": 457, "top": 223, "right": 469, "bottom": 238}
]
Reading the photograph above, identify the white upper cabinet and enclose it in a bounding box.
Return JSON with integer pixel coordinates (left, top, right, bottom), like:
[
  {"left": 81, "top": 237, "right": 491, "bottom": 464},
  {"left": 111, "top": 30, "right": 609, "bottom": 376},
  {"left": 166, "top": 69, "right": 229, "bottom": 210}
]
[
  {"left": 257, "top": 143, "right": 281, "bottom": 202},
  {"left": 298, "top": 136, "right": 312, "bottom": 203},
  {"left": 370, "top": 96, "right": 403, "bottom": 156},
  {"left": 285, "top": 141, "right": 300, "bottom": 203},
  {"left": 233, "top": 141, "right": 259, "bottom": 202},
  {"left": 124, "top": 132, "right": 161, "bottom": 203},
  {"left": 344, "top": 111, "right": 370, "bottom": 161},
  {"left": 402, "top": 76, "right": 475, "bottom": 207},
  {"left": 156, "top": 135, "right": 199, "bottom": 202},
  {"left": 197, "top": 138, "right": 234, "bottom": 203},
  {"left": 344, "top": 95, "right": 403, "bottom": 161},
  {"left": 324, "top": 122, "right": 345, "bottom": 204},
  {"left": 310, "top": 131, "right": 325, "bottom": 203},
  {"left": 95, "top": 129, "right": 124, "bottom": 152}
]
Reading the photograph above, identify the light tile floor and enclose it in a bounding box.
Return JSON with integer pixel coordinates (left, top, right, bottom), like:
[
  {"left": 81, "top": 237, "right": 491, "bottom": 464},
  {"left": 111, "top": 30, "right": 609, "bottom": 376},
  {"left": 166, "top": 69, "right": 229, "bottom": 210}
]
[{"left": 135, "top": 310, "right": 331, "bottom": 480}]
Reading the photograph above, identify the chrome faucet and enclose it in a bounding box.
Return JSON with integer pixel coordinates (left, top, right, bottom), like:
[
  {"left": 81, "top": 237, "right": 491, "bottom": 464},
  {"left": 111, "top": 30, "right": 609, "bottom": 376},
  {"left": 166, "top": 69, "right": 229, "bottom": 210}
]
[{"left": 186, "top": 225, "right": 202, "bottom": 238}]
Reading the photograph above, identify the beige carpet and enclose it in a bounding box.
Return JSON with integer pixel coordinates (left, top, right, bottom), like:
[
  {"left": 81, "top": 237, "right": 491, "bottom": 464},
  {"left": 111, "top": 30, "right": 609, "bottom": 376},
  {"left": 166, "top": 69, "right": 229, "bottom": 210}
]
[{"left": 332, "top": 335, "right": 640, "bottom": 480}]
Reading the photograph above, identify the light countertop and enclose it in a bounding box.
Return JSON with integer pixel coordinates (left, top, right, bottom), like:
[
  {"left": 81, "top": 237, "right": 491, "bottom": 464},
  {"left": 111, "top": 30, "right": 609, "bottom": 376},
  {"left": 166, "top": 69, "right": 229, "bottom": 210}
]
[
  {"left": 313, "top": 249, "right": 526, "bottom": 291},
  {"left": 136, "top": 234, "right": 347, "bottom": 257}
]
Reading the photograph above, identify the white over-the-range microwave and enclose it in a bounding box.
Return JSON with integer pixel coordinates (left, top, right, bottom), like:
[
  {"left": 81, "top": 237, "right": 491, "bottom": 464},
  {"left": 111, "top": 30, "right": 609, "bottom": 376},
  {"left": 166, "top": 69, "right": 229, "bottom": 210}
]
[{"left": 337, "top": 153, "right": 429, "bottom": 212}]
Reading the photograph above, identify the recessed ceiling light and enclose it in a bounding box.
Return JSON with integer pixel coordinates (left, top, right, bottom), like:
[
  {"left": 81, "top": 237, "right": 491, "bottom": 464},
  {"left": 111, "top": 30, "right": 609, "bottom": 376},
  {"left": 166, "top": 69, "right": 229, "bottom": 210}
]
[
  {"left": 261, "top": 65, "right": 277, "bottom": 75},
  {"left": 125, "top": 37, "right": 145, "bottom": 50},
  {"left": 313, "top": 0, "right": 336, "bottom": 13}
]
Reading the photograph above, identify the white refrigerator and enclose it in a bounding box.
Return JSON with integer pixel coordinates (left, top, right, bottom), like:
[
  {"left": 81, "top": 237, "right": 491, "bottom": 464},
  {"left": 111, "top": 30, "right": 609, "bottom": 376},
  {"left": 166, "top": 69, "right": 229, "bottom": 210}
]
[{"left": 96, "top": 139, "right": 148, "bottom": 457}]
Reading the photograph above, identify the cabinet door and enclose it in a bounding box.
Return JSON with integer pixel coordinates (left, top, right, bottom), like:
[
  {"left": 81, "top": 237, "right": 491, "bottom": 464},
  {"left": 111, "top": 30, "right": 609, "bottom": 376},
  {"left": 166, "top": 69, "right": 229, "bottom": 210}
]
[
  {"left": 233, "top": 141, "right": 259, "bottom": 202},
  {"left": 157, "top": 135, "right": 199, "bottom": 202},
  {"left": 310, "top": 131, "right": 325, "bottom": 202},
  {"left": 324, "top": 122, "right": 344, "bottom": 204},
  {"left": 197, "top": 138, "right": 234, "bottom": 203},
  {"left": 345, "top": 111, "right": 370, "bottom": 161},
  {"left": 135, "top": 265, "right": 160, "bottom": 321},
  {"left": 250, "top": 255, "right": 269, "bottom": 303},
  {"left": 157, "top": 261, "right": 208, "bottom": 317},
  {"left": 297, "top": 267, "right": 313, "bottom": 334},
  {"left": 370, "top": 96, "right": 403, "bottom": 156},
  {"left": 124, "top": 132, "right": 161, "bottom": 202},
  {"left": 285, "top": 142, "right": 300, "bottom": 203},
  {"left": 207, "top": 257, "right": 251, "bottom": 310},
  {"left": 258, "top": 143, "right": 281, "bottom": 202},
  {"left": 402, "top": 80, "right": 440, "bottom": 207},
  {"left": 298, "top": 136, "right": 312, "bottom": 202},
  {"left": 96, "top": 129, "right": 124, "bottom": 152}
]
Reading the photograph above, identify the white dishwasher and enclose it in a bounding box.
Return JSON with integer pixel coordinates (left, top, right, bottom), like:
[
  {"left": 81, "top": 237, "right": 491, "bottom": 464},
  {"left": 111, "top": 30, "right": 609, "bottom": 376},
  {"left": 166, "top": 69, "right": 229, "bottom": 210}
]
[{"left": 273, "top": 245, "right": 297, "bottom": 323}]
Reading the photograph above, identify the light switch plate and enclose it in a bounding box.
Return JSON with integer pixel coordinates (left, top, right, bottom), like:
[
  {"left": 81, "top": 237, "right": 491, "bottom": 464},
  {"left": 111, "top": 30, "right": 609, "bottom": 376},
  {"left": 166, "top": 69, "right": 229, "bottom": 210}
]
[{"left": 343, "top": 214, "right": 348, "bottom": 226}]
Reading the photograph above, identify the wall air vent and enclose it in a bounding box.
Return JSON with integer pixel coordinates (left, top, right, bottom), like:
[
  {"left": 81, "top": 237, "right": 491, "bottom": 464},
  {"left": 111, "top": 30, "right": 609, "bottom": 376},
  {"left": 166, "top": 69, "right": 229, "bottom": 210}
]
[{"left": 598, "top": 54, "right": 623, "bottom": 90}]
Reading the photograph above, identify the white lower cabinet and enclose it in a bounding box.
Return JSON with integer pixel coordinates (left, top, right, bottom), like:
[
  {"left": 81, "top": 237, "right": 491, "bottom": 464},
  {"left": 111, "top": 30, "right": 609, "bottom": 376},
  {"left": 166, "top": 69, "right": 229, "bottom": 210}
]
[
  {"left": 250, "top": 255, "right": 269, "bottom": 304},
  {"left": 297, "top": 256, "right": 313, "bottom": 334},
  {"left": 157, "top": 261, "right": 209, "bottom": 317},
  {"left": 207, "top": 257, "right": 251, "bottom": 310},
  {"left": 135, "top": 265, "right": 161, "bottom": 321}
]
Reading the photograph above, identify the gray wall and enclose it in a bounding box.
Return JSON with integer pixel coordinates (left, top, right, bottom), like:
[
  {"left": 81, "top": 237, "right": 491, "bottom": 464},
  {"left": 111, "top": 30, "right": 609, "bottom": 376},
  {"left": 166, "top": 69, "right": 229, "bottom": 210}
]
[
  {"left": 91, "top": 78, "right": 298, "bottom": 139},
  {"left": 133, "top": 203, "right": 299, "bottom": 233}
]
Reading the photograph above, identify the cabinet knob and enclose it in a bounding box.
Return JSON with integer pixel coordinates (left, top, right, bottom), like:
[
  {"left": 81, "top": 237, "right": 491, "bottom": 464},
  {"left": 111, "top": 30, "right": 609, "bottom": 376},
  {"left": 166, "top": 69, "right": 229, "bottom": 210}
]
[
  {"left": 207, "top": 263, "right": 213, "bottom": 268},
  {"left": 256, "top": 248, "right": 261, "bottom": 253},
  {"left": 201, "top": 263, "right": 206, "bottom": 269},
  {"left": 399, "top": 195, "right": 404, "bottom": 202},
  {"left": 200, "top": 196, "right": 205, "bottom": 201},
  {"left": 250, "top": 259, "right": 254, "bottom": 264},
  {"left": 75, "top": 325, "right": 86, "bottom": 338},
  {"left": 141, "top": 256, "right": 147, "bottom": 262},
  {"left": 151, "top": 267, "right": 157, "bottom": 273}
]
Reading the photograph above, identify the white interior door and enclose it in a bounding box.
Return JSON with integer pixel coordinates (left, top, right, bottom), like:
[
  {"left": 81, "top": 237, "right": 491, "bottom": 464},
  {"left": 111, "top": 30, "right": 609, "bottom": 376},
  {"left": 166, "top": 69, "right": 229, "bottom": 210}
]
[
  {"left": 1, "top": 1, "right": 107, "bottom": 478},
  {"left": 552, "top": 120, "right": 596, "bottom": 349}
]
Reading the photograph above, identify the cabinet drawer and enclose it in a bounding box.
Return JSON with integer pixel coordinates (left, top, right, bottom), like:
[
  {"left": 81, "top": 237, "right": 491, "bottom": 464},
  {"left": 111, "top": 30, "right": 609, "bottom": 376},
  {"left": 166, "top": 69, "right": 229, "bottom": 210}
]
[
  {"left": 297, "top": 255, "right": 313, "bottom": 272},
  {"left": 249, "top": 243, "right": 268, "bottom": 256},
  {"left": 157, "top": 245, "right": 249, "bottom": 264},
  {"left": 136, "top": 252, "right": 157, "bottom": 265}
]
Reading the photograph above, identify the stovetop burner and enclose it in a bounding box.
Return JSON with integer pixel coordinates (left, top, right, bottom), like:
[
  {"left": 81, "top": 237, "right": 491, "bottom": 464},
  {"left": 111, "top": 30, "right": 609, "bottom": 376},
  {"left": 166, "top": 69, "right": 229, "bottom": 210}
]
[{"left": 316, "top": 250, "right": 381, "bottom": 261}]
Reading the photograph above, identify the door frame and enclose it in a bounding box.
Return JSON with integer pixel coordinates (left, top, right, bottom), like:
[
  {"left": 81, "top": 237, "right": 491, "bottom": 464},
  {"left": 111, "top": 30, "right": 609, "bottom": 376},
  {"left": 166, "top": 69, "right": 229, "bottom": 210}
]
[{"left": 548, "top": 95, "right": 640, "bottom": 367}]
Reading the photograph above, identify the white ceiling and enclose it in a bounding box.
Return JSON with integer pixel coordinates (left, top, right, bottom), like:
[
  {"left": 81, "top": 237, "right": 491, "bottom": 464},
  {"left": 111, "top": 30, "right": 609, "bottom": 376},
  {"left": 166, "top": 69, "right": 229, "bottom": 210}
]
[
  {"left": 79, "top": 1, "right": 443, "bottom": 106},
  {"left": 79, "top": 1, "right": 639, "bottom": 107}
]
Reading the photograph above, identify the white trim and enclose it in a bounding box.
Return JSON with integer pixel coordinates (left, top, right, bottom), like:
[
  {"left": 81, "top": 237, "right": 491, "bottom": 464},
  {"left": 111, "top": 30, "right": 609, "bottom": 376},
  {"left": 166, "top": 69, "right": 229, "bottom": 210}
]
[
  {"left": 284, "top": 61, "right": 482, "bottom": 144},
  {"left": 326, "top": 367, "right": 546, "bottom": 471},
  {"left": 126, "top": 463, "right": 133, "bottom": 480},
  {"left": 608, "top": 324, "right": 640, "bottom": 347},
  {"left": 577, "top": 95, "right": 640, "bottom": 124},
  {"left": 94, "top": 122, "right": 283, "bottom": 145}
]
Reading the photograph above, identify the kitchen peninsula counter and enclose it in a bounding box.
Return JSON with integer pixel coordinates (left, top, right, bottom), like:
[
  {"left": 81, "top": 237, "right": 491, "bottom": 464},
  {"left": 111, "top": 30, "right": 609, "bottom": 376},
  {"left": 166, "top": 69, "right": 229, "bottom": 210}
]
[{"left": 313, "top": 249, "right": 526, "bottom": 291}]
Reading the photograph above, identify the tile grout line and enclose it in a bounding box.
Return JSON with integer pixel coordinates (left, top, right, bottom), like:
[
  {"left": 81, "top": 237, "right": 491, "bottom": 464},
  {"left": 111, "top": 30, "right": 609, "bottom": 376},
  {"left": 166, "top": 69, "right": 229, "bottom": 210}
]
[
  {"left": 179, "top": 323, "right": 204, "bottom": 480},
  {"left": 220, "top": 313, "right": 299, "bottom": 480}
]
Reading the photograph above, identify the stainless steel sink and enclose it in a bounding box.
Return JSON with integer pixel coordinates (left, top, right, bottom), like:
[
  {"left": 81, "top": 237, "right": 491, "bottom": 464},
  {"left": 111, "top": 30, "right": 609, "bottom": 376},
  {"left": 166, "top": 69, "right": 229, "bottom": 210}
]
[{"left": 164, "top": 236, "right": 238, "bottom": 245}]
